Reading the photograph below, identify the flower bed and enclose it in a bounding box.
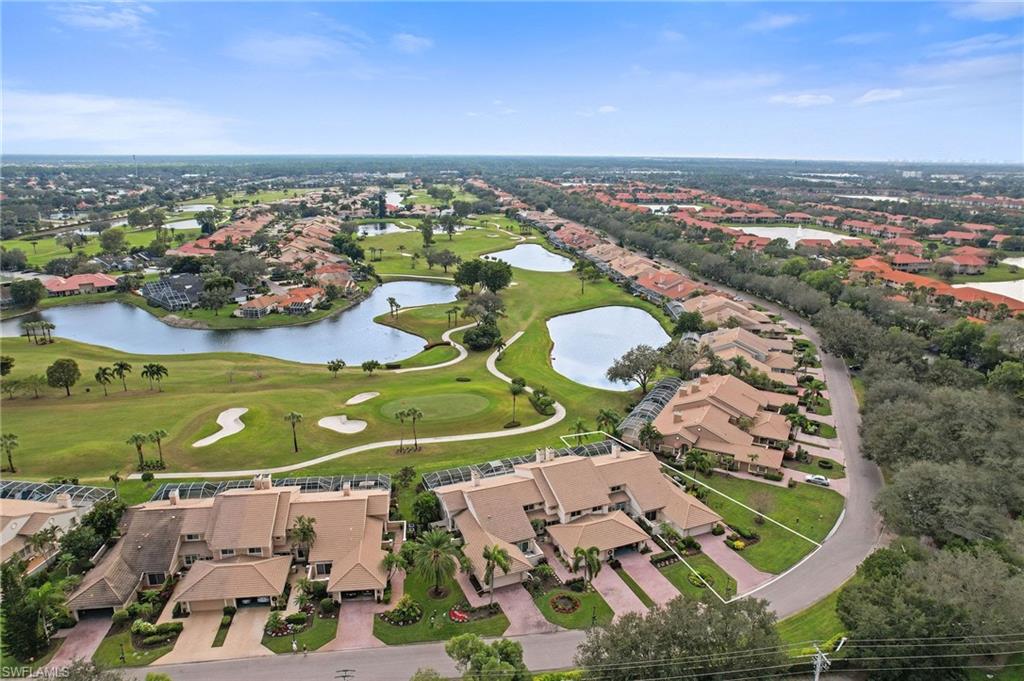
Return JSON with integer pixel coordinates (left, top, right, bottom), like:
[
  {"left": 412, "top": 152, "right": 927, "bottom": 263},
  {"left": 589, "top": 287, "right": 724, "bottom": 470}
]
[
  {"left": 686, "top": 571, "right": 715, "bottom": 589},
  {"left": 378, "top": 594, "right": 424, "bottom": 627},
  {"left": 449, "top": 607, "right": 469, "bottom": 623},
  {"left": 550, "top": 593, "right": 580, "bottom": 614}
]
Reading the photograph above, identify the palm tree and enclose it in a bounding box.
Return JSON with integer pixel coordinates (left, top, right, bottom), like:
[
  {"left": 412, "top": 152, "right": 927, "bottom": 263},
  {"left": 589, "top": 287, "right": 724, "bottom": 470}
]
[
  {"left": 395, "top": 409, "right": 408, "bottom": 452},
  {"left": 290, "top": 515, "right": 317, "bottom": 561},
  {"left": 482, "top": 544, "right": 511, "bottom": 605},
  {"left": 148, "top": 429, "right": 168, "bottom": 467},
  {"left": 94, "top": 366, "right": 113, "bottom": 396},
  {"left": 406, "top": 407, "right": 424, "bottom": 450},
  {"left": 109, "top": 472, "right": 122, "bottom": 498},
  {"left": 571, "top": 545, "right": 602, "bottom": 588},
  {"left": 284, "top": 412, "right": 303, "bottom": 453},
  {"left": 509, "top": 383, "right": 524, "bottom": 424},
  {"left": 1, "top": 433, "right": 18, "bottom": 473},
  {"left": 570, "top": 417, "right": 588, "bottom": 446},
  {"left": 446, "top": 306, "right": 461, "bottom": 328},
  {"left": 387, "top": 296, "right": 400, "bottom": 317},
  {"left": 638, "top": 420, "right": 662, "bottom": 452},
  {"left": 729, "top": 355, "right": 752, "bottom": 377},
  {"left": 595, "top": 409, "right": 620, "bottom": 437},
  {"left": 55, "top": 552, "right": 75, "bottom": 578},
  {"left": 112, "top": 361, "right": 132, "bottom": 391},
  {"left": 381, "top": 551, "right": 405, "bottom": 584},
  {"left": 684, "top": 449, "right": 714, "bottom": 476},
  {"left": 494, "top": 337, "right": 506, "bottom": 357},
  {"left": 412, "top": 529, "right": 458, "bottom": 598},
  {"left": 126, "top": 432, "right": 148, "bottom": 469},
  {"left": 26, "top": 581, "right": 65, "bottom": 644},
  {"left": 141, "top": 363, "right": 168, "bottom": 391}
]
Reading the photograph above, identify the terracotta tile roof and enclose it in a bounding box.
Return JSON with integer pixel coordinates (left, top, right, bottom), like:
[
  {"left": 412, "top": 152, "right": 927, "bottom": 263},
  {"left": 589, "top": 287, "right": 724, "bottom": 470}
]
[
  {"left": 547, "top": 511, "right": 649, "bottom": 552},
  {"left": 173, "top": 555, "right": 291, "bottom": 603}
]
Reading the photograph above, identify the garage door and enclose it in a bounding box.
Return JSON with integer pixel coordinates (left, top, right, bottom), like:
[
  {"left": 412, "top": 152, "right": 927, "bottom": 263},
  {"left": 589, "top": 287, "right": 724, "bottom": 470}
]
[
  {"left": 78, "top": 607, "right": 115, "bottom": 620},
  {"left": 189, "top": 599, "right": 226, "bottom": 612}
]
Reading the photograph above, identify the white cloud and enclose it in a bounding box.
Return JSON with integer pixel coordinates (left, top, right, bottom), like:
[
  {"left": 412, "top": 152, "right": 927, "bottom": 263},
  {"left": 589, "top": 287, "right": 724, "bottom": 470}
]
[
  {"left": 854, "top": 88, "right": 904, "bottom": 105},
  {"left": 932, "top": 32, "right": 1024, "bottom": 56},
  {"left": 904, "top": 54, "right": 1021, "bottom": 81},
  {"left": 2, "top": 90, "right": 241, "bottom": 154},
  {"left": 597, "top": 105, "right": 619, "bottom": 114},
  {"left": 225, "top": 33, "right": 343, "bottom": 68},
  {"left": 951, "top": 2, "right": 1024, "bottom": 21},
  {"left": 744, "top": 13, "right": 804, "bottom": 32},
  {"left": 659, "top": 29, "right": 685, "bottom": 43},
  {"left": 769, "top": 93, "right": 835, "bottom": 107},
  {"left": 50, "top": 2, "right": 154, "bottom": 33},
  {"left": 835, "top": 31, "right": 890, "bottom": 45},
  {"left": 391, "top": 33, "right": 433, "bottom": 54}
]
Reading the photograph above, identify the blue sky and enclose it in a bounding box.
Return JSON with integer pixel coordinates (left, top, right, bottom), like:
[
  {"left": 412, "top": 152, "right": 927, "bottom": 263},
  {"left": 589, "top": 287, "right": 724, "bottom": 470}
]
[{"left": 3, "top": 1, "right": 1022, "bottom": 162}]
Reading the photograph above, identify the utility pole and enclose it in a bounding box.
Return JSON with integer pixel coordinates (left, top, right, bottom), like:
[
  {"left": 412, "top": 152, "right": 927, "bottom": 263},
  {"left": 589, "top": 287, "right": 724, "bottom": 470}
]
[
  {"left": 335, "top": 670, "right": 356, "bottom": 680},
  {"left": 811, "top": 644, "right": 830, "bottom": 681}
]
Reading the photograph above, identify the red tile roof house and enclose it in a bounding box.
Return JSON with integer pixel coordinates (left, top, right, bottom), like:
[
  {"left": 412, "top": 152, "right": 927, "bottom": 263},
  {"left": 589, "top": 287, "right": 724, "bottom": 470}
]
[
  {"left": 951, "top": 245, "right": 994, "bottom": 263},
  {"left": 939, "top": 230, "right": 979, "bottom": 245},
  {"left": 938, "top": 254, "right": 987, "bottom": 275},
  {"left": 734, "top": 235, "right": 772, "bottom": 251},
  {"left": 282, "top": 286, "right": 325, "bottom": 314},
  {"left": 839, "top": 237, "right": 877, "bottom": 250},
  {"left": 989, "top": 234, "right": 1016, "bottom": 249},
  {"left": 784, "top": 212, "right": 814, "bottom": 223},
  {"left": 890, "top": 252, "right": 931, "bottom": 273},
  {"left": 795, "top": 238, "right": 835, "bottom": 251},
  {"left": 44, "top": 273, "right": 118, "bottom": 297},
  {"left": 634, "top": 270, "right": 705, "bottom": 303},
  {"left": 236, "top": 294, "right": 281, "bottom": 319},
  {"left": 883, "top": 237, "right": 925, "bottom": 254}
]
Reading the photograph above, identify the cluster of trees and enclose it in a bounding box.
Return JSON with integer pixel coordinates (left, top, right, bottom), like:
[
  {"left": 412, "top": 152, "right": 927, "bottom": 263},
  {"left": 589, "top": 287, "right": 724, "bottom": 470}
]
[{"left": 453, "top": 259, "right": 514, "bottom": 351}]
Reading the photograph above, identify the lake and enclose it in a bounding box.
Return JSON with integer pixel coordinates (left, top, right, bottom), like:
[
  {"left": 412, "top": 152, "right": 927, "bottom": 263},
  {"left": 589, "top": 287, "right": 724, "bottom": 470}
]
[
  {"left": 953, "top": 281, "right": 1024, "bottom": 304},
  {"left": 166, "top": 218, "right": 200, "bottom": 231},
  {"left": 356, "top": 222, "right": 412, "bottom": 237},
  {"left": 739, "top": 226, "right": 847, "bottom": 247},
  {"left": 1001, "top": 256, "right": 1024, "bottom": 269},
  {"left": 546, "top": 306, "right": 670, "bottom": 391},
  {"left": 0, "top": 281, "right": 458, "bottom": 364},
  {"left": 176, "top": 204, "right": 217, "bottom": 213},
  {"left": 489, "top": 244, "right": 574, "bottom": 272}
]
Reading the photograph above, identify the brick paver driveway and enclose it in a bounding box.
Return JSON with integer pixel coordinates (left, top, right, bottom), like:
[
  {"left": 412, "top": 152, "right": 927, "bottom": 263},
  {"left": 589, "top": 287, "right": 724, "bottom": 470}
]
[
  {"left": 591, "top": 566, "right": 645, "bottom": 620},
  {"left": 616, "top": 550, "right": 680, "bottom": 606},
  {"left": 156, "top": 607, "right": 273, "bottom": 665},
  {"left": 43, "top": 617, "right": 111, "bottom": 672},
  {"left": 699, "top": 535, "right": 773, "bottom": 595},
  {"left": 492, "top": 585, "right": 557, "bottom": 635},
  {"left": 325, "top": 600, "right": 383, "bottom": 650}
]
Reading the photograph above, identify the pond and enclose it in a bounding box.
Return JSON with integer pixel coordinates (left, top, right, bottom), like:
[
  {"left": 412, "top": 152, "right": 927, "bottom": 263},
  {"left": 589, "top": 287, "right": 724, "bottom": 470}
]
[
  {"left": 176, "top": 204, "right": 217, "bottom": 213},
  {"left": 489, "top": 244, "right": 574, "bottom": 272},
  {"left": 546, "top": 306, "right": 670, "bottom": 391},
  {"left": 738, "top": 226, "right": 847, "bottom": 247},
  {"left": 165, "top": 218, "right": 200, "bottom": 231},
  {"left": 356, "top": 222, "right": 412, "bottom": 237},
  {"left": 1001, "top": 256, "right": 1024, "bottom": 269},
  {"left": 0, "top": 281, "right": 459, "bottom": 365}
]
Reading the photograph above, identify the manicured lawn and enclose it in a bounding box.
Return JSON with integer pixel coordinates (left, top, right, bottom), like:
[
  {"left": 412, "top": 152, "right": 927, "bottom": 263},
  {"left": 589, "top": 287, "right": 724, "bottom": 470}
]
[
  {"left": 5, "top": 226, "right": 201, "bottom": 268},
  {"left": 783, "top": 456, "right": 846, "bottom": 479},
  {"left": 850, "top": 377, "right": 865, "bottom": 407},
  {"left": 811, "top": 422, "right": 837, "bottom": 439},
  {"left": 660, "top": 553, "right": 737, "bottom": 600},
  {"left": 805, "top": 396, "right": 832, "bottom": 416},
  {"left": 372, "top": 573, "right": 509, "bottom": 644},
  {"left": 93, "top": 629, "right": 172, "bottom": 668},
  {"left": 950, "top": 262, "right": 1023, "bottom": 283},
  {"left": 378, "top": 393, "right": 492, "bottom": 422},
  {"left": 776, "top": 587, "right": 845, "bottom": 647},
  {"left": 534, "top": 588, "right": 614, "bottom": 630},
  {"left": 691, "top": 472, "right": 845, "bottom": 574},
  {"left": 212, "top": 618, "right": 231, "bottom": 647},
  {"left": 614, "top": 568, "right": 654, "bottom": 608},
  {"left": 183, "top": 189, "right": 311, "bottom": 207},
  {"left": 261, "top": 612, "right": 338, "bottom": 653}
]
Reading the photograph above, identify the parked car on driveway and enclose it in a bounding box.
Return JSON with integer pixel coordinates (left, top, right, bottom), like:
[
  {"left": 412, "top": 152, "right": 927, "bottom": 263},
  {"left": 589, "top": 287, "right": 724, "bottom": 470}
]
[{"left": 805, "top": 474, "right": 830, "bottom": 487}]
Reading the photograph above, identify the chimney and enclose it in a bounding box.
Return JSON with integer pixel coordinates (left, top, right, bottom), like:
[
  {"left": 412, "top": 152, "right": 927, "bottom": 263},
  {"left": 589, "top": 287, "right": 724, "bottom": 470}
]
[
  {"left": 56, "top": 493, "right": 73, "bottom": 509},
  {"left": 470, "top": 470, "right": 481, "bottom": 487},
  {"left": 535, "top": 449, "right": 544, "bottom": 463},
  {"left": 611, "top": 444, "right": 621, "bottom": 458},
  {"left": 546, "top": 447, "right": 555, "bottom": 462},
  {"left": 342, "top": 481, "right": 351, "bottom": 496},
  {"left": 168, "top": 489, "right": 179, "bottom": 506}
]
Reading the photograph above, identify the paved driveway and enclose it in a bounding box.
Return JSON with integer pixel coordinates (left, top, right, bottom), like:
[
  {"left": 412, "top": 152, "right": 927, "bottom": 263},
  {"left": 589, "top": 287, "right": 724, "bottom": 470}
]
[
  {"left": 700, "top": 535, "right": 774, "bottom": 595},
  {"left": 325, "top": 600, "right": 383, "bottom": 650},
  {"left": 616, "top": 550, "right": 680, "bottom": 606},
  {"left": 591, "top": 566, "right": 645, "bottom": 620},
  {"left": 156, "top": 607, "right": 272, "bottom": 665},
  {"left": 493, "top": 585, "right": 557, "bottom": 636},
  {"left": 43, "top": 617, "right": 111, "bottom": 671}
]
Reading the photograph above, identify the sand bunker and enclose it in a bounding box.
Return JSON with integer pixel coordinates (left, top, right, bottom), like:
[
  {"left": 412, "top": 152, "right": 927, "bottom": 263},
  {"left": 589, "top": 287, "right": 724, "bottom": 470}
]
[
  {"left": 318, "top": 415, "right": 368, "bottom": 434},
  {"left": 345, "top": 391, "right": 380, "bottom": 405},
  {"left": 192, "top": 408, "right": 248, "bottom": 448}
]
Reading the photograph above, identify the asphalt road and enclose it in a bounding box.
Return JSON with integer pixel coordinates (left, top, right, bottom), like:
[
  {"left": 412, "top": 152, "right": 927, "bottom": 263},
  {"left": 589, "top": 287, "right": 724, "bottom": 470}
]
[{"left": 129, "top": 261, "right": 886, "bottom": 681}]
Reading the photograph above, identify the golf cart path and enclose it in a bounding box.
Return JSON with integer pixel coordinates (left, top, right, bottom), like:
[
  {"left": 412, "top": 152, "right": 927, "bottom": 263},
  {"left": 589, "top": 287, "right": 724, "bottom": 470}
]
[{"left": 393, "top": 321, "right": 475, "bottom": 373}]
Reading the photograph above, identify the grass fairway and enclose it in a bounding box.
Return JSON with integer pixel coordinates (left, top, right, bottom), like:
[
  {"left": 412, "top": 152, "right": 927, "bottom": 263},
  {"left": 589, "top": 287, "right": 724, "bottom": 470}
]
[
  {"left": 372, "top": 573, "right": 509, "bottom": 644},
  {"left": 660, "top": 553, "right": 737, "bottom": 600},
  {"left": 5, "top": 226, "right": 200, "bottom": 267},
  {"left": 378, "top": 393, "right": 491, "bottom": 422},
  {"left": 776, "top": 587, "right": 845, "bottom": 647},
  {"left": 534, "top": 588, "right": 614, "bottom": 630},
  {"left": 694, "top": 472, "right": 844, "bottom": 574},
  {"left": 183, "top": 189, "right": 311, "bottom": 207},
  {"left": 262, "top": 613, "right": 338, "bottom": 653}
]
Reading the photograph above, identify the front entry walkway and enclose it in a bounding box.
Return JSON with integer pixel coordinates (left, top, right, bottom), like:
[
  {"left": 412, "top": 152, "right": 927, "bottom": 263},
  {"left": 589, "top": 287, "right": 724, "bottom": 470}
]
[
  {"left": 43, "top": 617, "right": 111, "bottom": 673},
  {"left": 591, "top": 567, "right": 645, "bottom": 620},
  {"left": 616, "top": 550, "right": 680, "bottom": 606},
  {"left": 698, "top": 535, "right": 773, "bottom": 595}
]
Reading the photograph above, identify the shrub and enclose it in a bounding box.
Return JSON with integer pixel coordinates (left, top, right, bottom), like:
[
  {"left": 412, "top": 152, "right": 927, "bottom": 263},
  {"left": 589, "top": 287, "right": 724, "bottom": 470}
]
[
  {"left": 172, "top": 602, "right": 187, "bottom": 618},
  {"left": 649, "top": 551, "right": 676, "bottom": 565},
  {"left": 154, "top": 622, "right": 183, "bottom": 635},
  {"left": 139, "top": 589, "right": 162, "bottom": 605},
  {"left": 320, "top": 597, "right": 337, "bottom": 614},
  {"left": 223, "top": 605, "right": 237, "bottom": 617},
  {"left": 729, "top": 540, "right": 746, "bottom": 551},
  {"left": 141, "top": 634, "right": 172, "bottom": 646},
  {"left": 788, "top": 478, "right": 798, "bottom": 488},
  {"left": 220, "top": 615, "right": 232, "bottom": 627},
  {"left": 455, "top": 376, "right": 471, "bottom": 382},
  {"left": 131, "top": 619, "right": 157, "bottom": 636},
  {"left": 380, "top": 594, "right": 423, "bottom": 626},
  {"left": 817, "top": 459, "right": 834, "bottom": 470},
  {"left": 140, "top": 472, "right": 154, "bottom": 482},
  {"left": 112, "top": 609, "right": 131, "bottom": 625},
  {"left": 764, "top": 471, "right": 784, "bottom": 482},
  {"left": 384, "top": 363, "right": 401, "bottom": 370},
  {"left": 285, "top": 612, "right": 307, "bottom": 626},
  {"left": 608, "top": 558, "right": 622, "bottom": 570},
  {"left": 564, "top": 578, "right": 586, "bottom": 593},
  {"left": 711, "top": 524, "right": 725, "bottom": 536},
  {"left": 680, "top": 535, "right": 701, "bottom": 552}
]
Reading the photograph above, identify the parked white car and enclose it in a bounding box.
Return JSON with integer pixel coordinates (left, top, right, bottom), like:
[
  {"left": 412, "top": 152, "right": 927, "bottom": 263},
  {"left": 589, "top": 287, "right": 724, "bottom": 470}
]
[{"left": 805, "top": 474, "right": 830, "bottom": 487}]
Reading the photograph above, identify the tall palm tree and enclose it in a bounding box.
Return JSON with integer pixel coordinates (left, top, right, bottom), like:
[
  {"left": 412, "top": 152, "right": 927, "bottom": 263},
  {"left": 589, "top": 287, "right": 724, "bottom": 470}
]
[
  {"left": 94, "top": 366, "right": 113, "bottom": 396},
  {"left": 126, "top": 432, "right": 148, "bottom": 469},
  {"left": 112, "top": 361, "right": 132, "bottom": 391},
  {"left": 109, "top": 472, "right": 122, "bottom": 498},
  {"left": 412, "top": 529, "right": 458, "bottom": 598},
  {"left": 387, "top": 297, "right": 400, "bottom": 317},
  {"left": 571, "top": 545, "right": 602, "bottom": 588},
  {"left": 570, "top": 417, "right": 588, "bottom": 446},
  {"left": 55, "top": 552, "right": 76, "bottom": 578},
  {"left": 26, "top": 582, "right": 65, "bottom": 644},
  {"left": 1, "top": 432, "right": 18, "bottom": 473},
  {"left": 638, "top": 420, "right": 662, "bottom": 452},
  {"left": 395, "top": 409, "right": 408, "bottom": 452},
  {"left": 381, "top": 551, "right": 405, "bottom": 584},
  {"left": 684, "top": 449, "right": 714, "bottom": 476},
  {"left": 729, "top": 355, "right": 752, "bottom": 377},
  {"left": 595, "top": 409, "right": 621, "bottom": 437},
  {"left": 141, "top": 363, "right": 168, "bottom": 391},
  {"left": 148, "top": 429, "right": 168, "bottom": 467},
  {"left": 290, "top": 515, "right": 317, "bottom": 561},
  {"left": 446, "top": 306, "right": 461, "bottom": 328},
  {"left": 284, "top": 412, "right": 303, "bottom": 452},
  {"left": 509, "top": 383, "right": 524, "bottom": 424},
  {"left": 482, "top": 544, "right": 511, "bottom": 605},
  {"left": 406, "top": 408, "right": 424, "bottom": 450}
]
